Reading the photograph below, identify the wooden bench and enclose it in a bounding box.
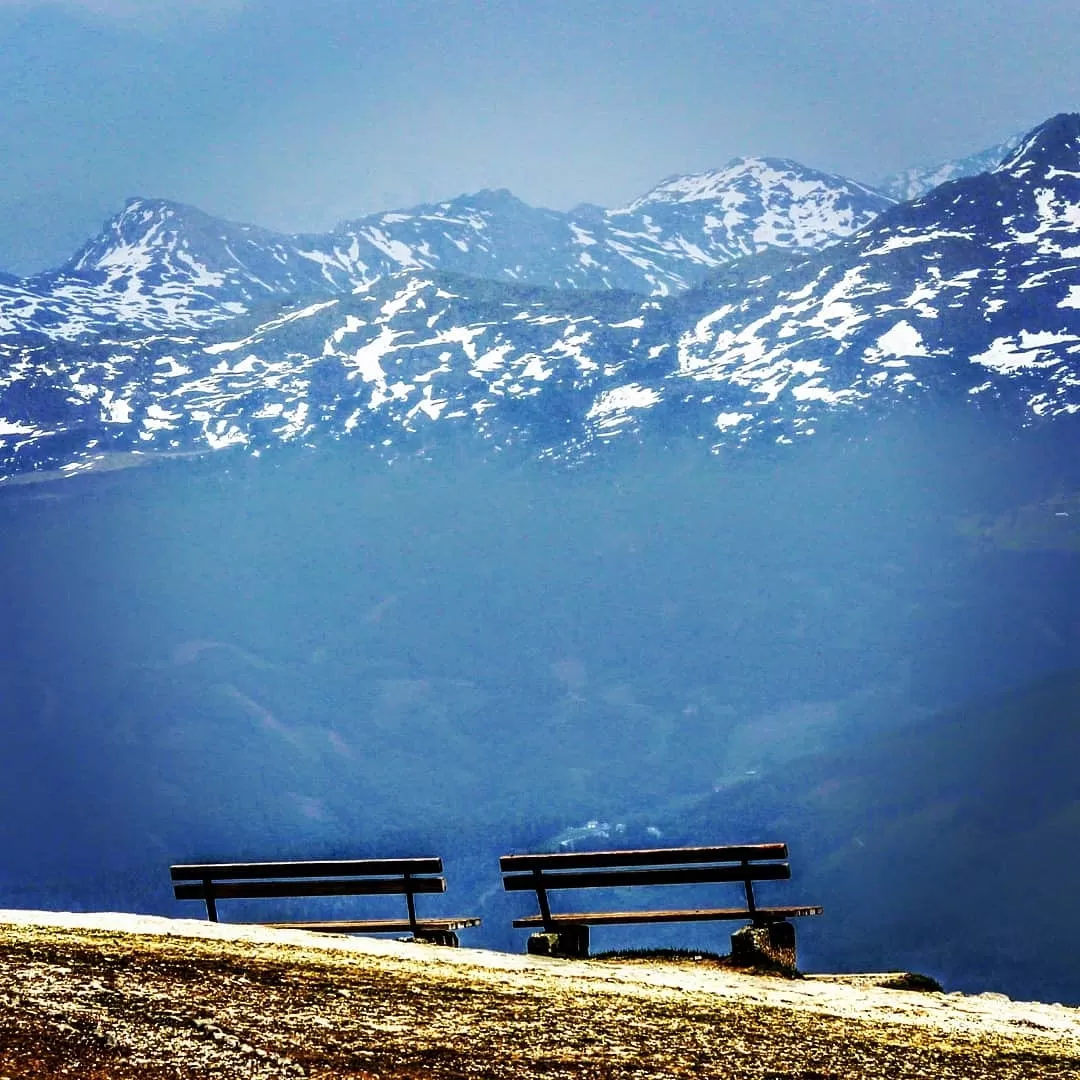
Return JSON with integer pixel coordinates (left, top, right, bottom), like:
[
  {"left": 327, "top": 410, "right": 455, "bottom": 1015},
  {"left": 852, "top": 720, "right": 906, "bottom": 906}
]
[
  {"left": 171, "top": 857, "right": 480, "bottom": 946},
  {"left": 500, "top": 842, "right": 821, "bottom": 961}
]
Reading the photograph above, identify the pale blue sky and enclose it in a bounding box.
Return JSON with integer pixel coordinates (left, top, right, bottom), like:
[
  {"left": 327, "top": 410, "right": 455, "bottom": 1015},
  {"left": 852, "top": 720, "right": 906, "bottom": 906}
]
[{"left": 2, "top": 0, "right": 1079, "bottom": 274}]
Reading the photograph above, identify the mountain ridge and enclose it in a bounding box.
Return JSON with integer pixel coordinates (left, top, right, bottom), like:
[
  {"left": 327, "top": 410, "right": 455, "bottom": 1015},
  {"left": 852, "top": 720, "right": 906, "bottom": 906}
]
[
  {"left": 1, "top": 115, "right": 1079, "bottom": 482},
  {"left": 0, "top": 157, "right": 893, "bottom": 341},
  {"left": 876, "top": 131, "right": 1025, "bottom": 201}
]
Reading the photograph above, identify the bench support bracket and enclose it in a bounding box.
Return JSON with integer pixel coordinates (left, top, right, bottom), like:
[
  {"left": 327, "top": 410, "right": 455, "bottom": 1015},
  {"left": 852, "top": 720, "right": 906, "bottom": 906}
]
[
  {"left": 202, "top": 879, "right": 218, "bottom": 923},
  {"left": 411, "top": 929, "right": 460, "bottom": 947},
  {"left": 527, "top": 925, "right": 589, "bottom": 959},
  {"left": 730, "top": 920, "right": 797, "bottom": 973}
]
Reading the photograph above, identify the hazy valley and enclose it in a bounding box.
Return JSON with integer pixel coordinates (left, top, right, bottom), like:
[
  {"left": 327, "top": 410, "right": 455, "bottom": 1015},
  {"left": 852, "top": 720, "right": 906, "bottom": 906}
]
[{"left": 1, "top": 114, "right": 1080, "bottom": 1009}]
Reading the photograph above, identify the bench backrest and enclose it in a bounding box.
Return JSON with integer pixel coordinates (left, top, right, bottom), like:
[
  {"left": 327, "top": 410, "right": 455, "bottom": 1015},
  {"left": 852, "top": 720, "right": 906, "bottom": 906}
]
[
  {"left": 500, "top": 843, "right": 790, "bottom": 927},
  {"left": 171, "top": 857, "right": 446, "bottom": 926}
]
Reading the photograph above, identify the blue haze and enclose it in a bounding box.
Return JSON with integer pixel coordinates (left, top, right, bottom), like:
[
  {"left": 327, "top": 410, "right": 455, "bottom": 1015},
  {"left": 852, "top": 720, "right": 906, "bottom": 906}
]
[
  {"left": 2, "top": 410, "right": 1080, "bottom": 1001},
  {"left": 3, "top": 0, "right": 1080, "bottom": 273}
]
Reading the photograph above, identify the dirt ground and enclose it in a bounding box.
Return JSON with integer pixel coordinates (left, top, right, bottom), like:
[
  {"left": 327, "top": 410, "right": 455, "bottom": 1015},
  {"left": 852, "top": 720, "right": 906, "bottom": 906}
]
[{"left": 1, "top": 912, "right": 1079, "bottom": 1079}]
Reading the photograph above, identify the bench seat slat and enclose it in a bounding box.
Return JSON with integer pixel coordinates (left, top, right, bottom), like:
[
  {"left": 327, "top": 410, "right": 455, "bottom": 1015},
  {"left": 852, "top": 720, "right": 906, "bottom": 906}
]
[
  {"left": 499, "top": 844, "right": 787, "bottom": 872},
  {"left": 503, "top": 863, "right": 790, "bottom": 891},
  {"left": 174, "top": 877, "right": 445, "bottom": 902},
  {"left": 260, "top": 917, "right": 482, "bottom": 933},
  {"left": 512, "top": 905, "right": 824, "bottom": 927},
  {"left": 170, "top": 858, "right": 442, "bottom": 882}
]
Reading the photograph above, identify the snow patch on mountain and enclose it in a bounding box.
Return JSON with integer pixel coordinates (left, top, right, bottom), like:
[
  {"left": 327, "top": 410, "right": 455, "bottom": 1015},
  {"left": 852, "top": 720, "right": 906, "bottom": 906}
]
[
  {"left": 3, "top": 116, "right": 1080, "bottom": 479},
  {"left": 0, "top": 159, "right": 894, "bottom": 343},
  {"left": 616, "top": 157, "right": 893, "bottom": 257}
]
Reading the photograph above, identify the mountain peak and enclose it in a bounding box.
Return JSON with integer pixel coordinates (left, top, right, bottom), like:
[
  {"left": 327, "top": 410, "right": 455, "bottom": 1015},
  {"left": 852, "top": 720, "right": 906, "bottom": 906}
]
[
  {"left": 109, "top": 196, "right": 213, "bottom": 233},
  {"left": 454, "top": 187, "right": 530, "bottom": 211},
  {"left": 620, "top": 156, "right": 891, "bottom": 213},
  {"left": 996, "top": 113, "right": 1080, "bottom": 179},
  {"left": 66, "top": 197, "right": 213, "bottom": 273}
]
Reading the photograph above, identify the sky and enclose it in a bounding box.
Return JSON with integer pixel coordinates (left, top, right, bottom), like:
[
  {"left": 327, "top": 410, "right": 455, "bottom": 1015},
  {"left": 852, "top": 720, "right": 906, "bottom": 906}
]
[{"left": 1, "top": 0, "right": 1079, "bottom": 275}]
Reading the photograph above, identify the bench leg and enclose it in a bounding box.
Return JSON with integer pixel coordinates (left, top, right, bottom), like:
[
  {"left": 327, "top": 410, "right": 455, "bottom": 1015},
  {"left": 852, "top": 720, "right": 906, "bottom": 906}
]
[
  {"left": 412, "top": 930, "right": 460, "bottom": 947},
  {"left": 527, "top": 925, "right": 589, "bottom": 959},
  {"left": 730, "top": 920, "right": 798, "bottom": 973}
]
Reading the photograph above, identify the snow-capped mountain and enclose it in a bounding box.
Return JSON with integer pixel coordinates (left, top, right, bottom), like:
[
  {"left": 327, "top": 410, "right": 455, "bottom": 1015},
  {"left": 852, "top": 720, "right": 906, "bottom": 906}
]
[
  {"left": 0, "top": 160, "right": 893, "bottom": 342},
  {"left": 615, "top": 156, "right": 888, "bottom": 253},
  {"left": 877, "top": 133, "right": 1023, "bottom": 201},
  {"left": 2, "top": 114, "right": 1080, "bottom": 482},
  {"left": 664, "top": 113, "right": 1080, "bottom": 440}
]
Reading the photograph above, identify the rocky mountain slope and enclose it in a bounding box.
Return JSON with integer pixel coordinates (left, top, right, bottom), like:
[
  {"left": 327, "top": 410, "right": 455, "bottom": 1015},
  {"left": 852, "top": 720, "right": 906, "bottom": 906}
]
[
  {"left": 1, "top": 113, "right": 1078, "bottom": 482},
  {"left": 663, "top": 113, "right": 1080, "bottom": 433}
]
